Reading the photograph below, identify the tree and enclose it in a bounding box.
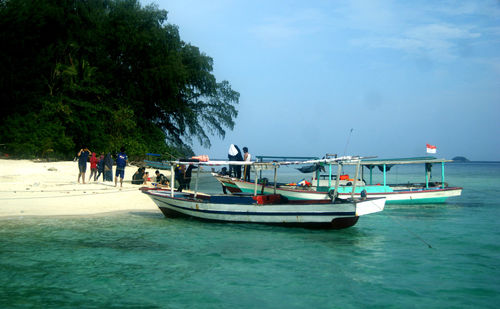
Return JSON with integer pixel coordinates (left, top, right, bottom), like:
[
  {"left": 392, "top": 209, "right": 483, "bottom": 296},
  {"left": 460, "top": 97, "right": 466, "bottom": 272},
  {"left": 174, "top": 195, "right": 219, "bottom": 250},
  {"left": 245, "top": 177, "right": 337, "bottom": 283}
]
[{"left": 0, "top": 0, "right": 239, "bottom": 159}]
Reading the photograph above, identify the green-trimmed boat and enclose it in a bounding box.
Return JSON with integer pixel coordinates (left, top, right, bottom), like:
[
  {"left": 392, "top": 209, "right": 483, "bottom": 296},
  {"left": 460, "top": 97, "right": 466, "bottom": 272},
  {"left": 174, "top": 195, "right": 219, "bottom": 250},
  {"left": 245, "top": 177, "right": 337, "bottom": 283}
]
[{"left": 213, "top": 157, "right": 462, "bottom": 204}]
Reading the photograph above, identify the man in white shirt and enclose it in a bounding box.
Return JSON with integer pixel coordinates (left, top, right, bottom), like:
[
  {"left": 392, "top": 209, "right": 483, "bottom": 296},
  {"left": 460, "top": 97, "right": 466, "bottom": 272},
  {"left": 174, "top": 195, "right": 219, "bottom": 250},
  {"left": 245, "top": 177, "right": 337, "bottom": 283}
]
[{"left": 243, "top": 147, "right": 252, "bottom": 181}]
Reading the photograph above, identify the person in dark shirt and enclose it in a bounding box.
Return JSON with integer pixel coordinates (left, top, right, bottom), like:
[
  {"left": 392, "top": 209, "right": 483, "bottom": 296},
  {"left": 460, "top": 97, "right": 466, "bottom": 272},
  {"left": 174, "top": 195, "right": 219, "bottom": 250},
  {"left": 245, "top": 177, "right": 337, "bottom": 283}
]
[
  {"left": 184, "top": 164, "right": 198, "bottom": 190},
  {"left": 228, "top": 144, "right": 243, "bottom": 178},
  {"left": 77, "top": 147, "right": 91, "bottom": 184},
  {"left": 96, "top": 153, "right": 105, "bottom": 181},
  {"left": 155, "top": 170, "right": 169, "bottom": 186},
  {"left": 174, "top": 164, "right": 186, "bottom": 192},
  {"left": 234, "top": 145, "right": 243, "bottom": 179},
  {"left": 132, "top": 167, "right": 145, "bottom": 185},
  {"left": 104, "top": 153, "right": 113, "bottom": 182},
  {"left": 218, "top": 167, "right": 229, "bottom": 194},
  {"left": 228, "top": 144, "right": 237, "bottom": 177}
]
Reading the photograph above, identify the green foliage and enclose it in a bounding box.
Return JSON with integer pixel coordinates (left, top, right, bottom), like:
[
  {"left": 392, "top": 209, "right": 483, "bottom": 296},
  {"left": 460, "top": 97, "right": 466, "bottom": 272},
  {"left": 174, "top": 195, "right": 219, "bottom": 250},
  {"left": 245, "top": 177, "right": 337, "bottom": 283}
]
[{"left": 0, "top": 0, "right": 239, "bottom": 160}]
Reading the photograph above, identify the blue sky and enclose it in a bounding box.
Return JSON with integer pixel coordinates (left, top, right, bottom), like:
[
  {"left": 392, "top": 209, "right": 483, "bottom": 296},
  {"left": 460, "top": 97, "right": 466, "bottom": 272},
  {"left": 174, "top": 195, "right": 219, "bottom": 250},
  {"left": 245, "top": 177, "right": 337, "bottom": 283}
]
[{"left": 146, "top": 0, "right": 500, "bottom": 161}]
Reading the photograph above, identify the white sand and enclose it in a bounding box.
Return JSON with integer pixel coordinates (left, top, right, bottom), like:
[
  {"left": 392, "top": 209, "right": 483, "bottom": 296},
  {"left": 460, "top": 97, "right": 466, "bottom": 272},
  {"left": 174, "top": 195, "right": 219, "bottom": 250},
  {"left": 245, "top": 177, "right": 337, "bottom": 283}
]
[{"left": 0, "top": 159, "right": 165, "bottom": 217}]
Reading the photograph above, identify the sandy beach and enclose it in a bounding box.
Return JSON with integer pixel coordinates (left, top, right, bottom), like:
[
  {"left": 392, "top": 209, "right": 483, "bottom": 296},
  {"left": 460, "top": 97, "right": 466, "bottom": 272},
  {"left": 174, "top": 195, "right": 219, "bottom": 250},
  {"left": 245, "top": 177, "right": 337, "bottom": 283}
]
[{"left": 0, "top": 159, "right": 164, "bottom": 217}]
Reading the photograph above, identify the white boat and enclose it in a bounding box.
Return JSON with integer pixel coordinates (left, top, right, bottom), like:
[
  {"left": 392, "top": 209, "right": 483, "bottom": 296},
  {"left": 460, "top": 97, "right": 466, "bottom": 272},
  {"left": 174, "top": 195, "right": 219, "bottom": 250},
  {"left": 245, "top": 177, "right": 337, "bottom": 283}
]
[
  {"left": 214, "top": 156, "right": 462, "bottom": 204},
  {"left": 141, "top": 157, "right": 386, "bottom": 229}
]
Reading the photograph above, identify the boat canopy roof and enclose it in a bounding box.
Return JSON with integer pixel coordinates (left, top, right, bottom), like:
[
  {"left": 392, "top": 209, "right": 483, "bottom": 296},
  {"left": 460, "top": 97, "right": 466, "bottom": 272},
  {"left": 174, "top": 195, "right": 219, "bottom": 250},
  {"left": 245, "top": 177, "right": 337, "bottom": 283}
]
[
  {"left": 353, "top": 156, "right": 453, "bottom": 166},
  {"left": 254, "top": 155, "right": 319, "bottom": 162},
  {"left": 169, "top": 156, "right": 362, "bottom": 169}
]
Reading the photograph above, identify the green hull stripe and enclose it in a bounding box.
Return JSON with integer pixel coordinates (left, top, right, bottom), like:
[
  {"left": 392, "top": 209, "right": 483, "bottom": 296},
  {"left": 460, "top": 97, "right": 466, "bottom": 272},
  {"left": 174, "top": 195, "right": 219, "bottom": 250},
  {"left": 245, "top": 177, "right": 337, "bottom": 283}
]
[{"left": 386, "top": 197, "right": 448, "bottom": 204}]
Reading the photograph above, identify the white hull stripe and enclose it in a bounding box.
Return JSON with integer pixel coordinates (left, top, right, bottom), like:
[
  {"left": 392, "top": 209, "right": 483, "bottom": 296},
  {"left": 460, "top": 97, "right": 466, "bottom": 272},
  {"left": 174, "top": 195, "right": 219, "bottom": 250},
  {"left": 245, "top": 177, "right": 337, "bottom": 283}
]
[{"left": 153, "top": 198, "right": 356, "bottom": 217}]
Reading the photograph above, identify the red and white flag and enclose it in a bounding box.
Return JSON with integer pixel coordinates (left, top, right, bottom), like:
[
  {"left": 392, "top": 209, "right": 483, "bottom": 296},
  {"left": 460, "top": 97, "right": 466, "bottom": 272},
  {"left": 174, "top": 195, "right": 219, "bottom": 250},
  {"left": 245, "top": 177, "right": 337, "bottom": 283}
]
[{"left": 426, "top": 144, "right": 437, "bottom": 154}]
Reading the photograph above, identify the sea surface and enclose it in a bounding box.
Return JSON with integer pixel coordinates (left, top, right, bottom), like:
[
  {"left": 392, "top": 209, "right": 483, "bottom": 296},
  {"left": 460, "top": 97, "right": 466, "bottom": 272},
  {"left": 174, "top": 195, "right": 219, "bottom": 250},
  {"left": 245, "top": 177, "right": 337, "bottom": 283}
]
[{"left": 1, "top": 163, "right": 499, "bottom": 308}]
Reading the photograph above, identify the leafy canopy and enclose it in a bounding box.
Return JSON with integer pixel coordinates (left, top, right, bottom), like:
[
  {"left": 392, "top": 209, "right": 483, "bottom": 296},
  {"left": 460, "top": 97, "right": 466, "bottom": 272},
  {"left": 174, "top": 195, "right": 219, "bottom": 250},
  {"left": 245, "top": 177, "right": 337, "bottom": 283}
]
[{"left": 0, "top": 0, "right": 239, "bottom": 159}]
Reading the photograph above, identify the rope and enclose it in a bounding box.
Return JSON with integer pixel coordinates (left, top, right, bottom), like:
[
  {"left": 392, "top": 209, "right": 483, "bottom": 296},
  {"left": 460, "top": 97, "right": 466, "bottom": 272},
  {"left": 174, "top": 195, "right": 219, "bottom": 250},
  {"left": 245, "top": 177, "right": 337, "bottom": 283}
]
[
  {"left": 382, "top": 209, "right": 433, "bottom": 249},
  {"left": 361, "top": 198, "right": 433, "bottom": 249}
]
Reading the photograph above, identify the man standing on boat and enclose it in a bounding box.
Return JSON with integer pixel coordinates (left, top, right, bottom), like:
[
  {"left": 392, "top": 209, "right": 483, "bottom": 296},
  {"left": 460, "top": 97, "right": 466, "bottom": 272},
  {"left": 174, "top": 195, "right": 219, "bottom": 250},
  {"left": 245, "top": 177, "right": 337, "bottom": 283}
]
[
  {"left": 174, "top": 164, "right": 186, "bottom": 192},
  {"left": 184, "top": 164, "right": 198, "bottom": 190},
  {"left": 228, "top": 144, "right": 238, "bottom": 177},
  {"left": 243, "top": 147, "right": 251, "bottom": 181}
]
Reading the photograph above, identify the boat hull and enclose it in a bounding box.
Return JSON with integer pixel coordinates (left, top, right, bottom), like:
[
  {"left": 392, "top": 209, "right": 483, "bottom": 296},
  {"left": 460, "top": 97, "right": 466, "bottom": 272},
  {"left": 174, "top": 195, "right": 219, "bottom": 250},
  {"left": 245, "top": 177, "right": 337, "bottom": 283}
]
[
  {"left": 142, "top": 188, "right": 385, "bottom": 229},
  {"left": 213, "top": 175, "right": 462, "bottom": 204}
]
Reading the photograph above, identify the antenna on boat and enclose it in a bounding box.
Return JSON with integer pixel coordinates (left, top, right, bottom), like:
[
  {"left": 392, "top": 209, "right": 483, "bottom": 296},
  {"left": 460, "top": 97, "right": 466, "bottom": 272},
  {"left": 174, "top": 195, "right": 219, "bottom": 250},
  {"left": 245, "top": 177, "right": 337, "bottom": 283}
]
[{"left": 343, "top": 128, "right": 353, "bottom": 156}]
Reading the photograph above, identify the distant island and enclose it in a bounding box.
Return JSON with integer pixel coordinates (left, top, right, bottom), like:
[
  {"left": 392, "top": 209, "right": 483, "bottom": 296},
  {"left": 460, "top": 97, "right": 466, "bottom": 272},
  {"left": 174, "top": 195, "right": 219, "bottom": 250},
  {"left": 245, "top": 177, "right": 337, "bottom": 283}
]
[
  {"left": 452, "top": 156, "right": 470, "bottom": 162},
  {"left": 451, "top": 157, "right": 500, "bottom": 163}
]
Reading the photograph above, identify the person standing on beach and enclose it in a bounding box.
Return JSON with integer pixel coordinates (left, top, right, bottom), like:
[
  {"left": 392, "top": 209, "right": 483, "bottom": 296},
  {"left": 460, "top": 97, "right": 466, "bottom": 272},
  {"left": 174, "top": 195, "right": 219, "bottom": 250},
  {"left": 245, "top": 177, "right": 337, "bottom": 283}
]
[
  {"left": 96, "top": 152, "right": 105, "bottom": 181},
  {"left": 88, "top": 152, "right": 98, "bottom": 182},
  {"left": 104, "top": 153, "right": 113, "bottom": 181},
  {"left": 114, "top": 147, "right": 128, "bottom": 187},
  {"left": 77, "top": 147, "right": 91, "bottom": 184}
]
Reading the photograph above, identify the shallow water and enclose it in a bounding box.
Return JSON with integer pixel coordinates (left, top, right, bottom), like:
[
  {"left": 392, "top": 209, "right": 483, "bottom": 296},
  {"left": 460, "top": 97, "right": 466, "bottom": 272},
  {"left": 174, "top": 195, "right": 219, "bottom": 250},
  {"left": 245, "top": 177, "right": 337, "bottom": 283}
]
[{"left": 1, "top": 163, "right": 499, "bottom": 308}]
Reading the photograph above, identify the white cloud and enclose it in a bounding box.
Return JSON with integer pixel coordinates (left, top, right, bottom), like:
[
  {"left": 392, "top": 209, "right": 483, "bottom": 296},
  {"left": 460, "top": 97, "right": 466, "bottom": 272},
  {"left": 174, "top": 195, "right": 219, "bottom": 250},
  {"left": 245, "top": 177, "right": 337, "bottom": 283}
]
[
  {"left": 408, "top": 24, "right": 480, "bottom": 40},
  {"left": 332, "top": 0, "right": 497, "bottom": 62},
  {"left": 351, "top": 23, "right": 481, "bottom": 61},
  {"left": 431, "top": 0, "right": 500, "bottom": 18}
]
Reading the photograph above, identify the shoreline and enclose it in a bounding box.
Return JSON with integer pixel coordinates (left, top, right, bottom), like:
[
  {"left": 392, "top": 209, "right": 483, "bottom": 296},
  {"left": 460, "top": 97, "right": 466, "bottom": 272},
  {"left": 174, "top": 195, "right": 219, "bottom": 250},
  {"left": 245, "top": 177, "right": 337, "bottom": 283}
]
[
  {"left": 0, "top": 208, "right": 161, "bottom": 220},
  {"left": 0, "top": 159, "right": 161, "bottom": 218}
]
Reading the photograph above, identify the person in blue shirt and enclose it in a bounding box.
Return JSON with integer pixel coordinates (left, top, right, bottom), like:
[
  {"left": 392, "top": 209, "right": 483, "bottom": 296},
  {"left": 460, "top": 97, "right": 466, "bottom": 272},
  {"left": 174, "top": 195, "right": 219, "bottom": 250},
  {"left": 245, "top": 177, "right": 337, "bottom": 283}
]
[
  {"left": 114, "top": 146, "right": 128, "bottom": 188},
  {"left": 77, "top": 147, "right": 91, "bottom": 184}
]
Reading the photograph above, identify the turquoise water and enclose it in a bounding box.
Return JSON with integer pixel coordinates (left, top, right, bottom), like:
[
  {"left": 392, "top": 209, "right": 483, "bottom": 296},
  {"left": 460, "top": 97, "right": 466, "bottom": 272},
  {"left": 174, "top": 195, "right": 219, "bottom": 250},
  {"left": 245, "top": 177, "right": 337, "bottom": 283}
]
[{"left": 1, "top": 163, "right": 499, "bottom": 308}]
